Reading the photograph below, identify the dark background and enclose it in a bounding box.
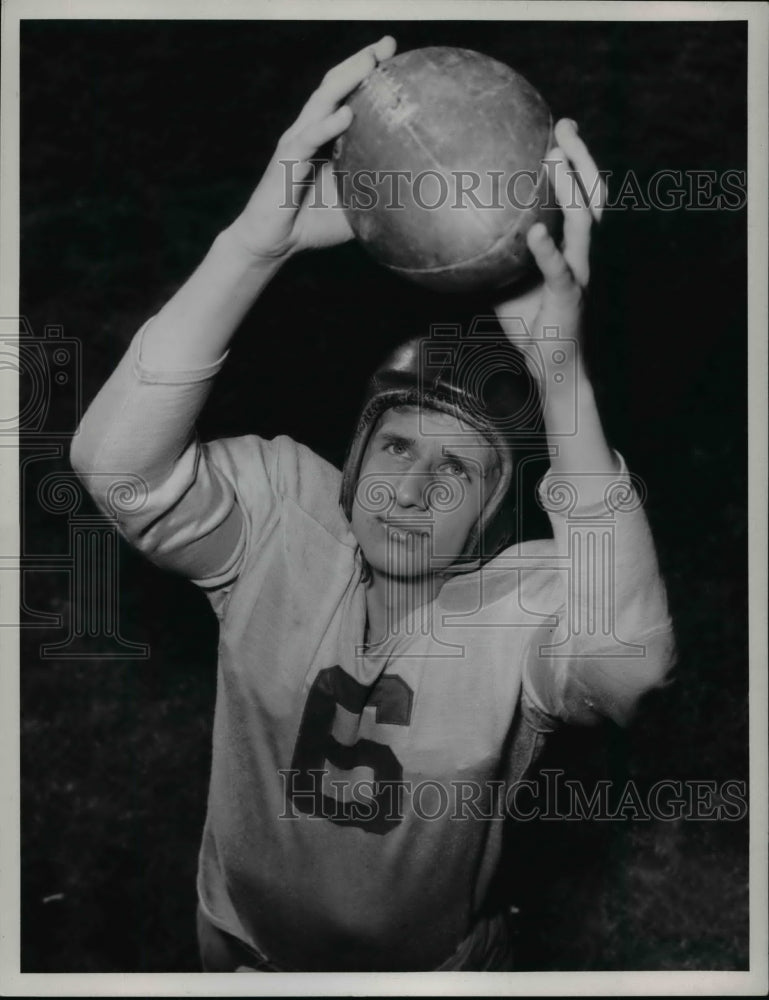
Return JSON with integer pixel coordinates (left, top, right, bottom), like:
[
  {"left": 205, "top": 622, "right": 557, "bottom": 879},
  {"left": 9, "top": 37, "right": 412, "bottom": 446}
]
[{"left": 19, "top": 19, "right": 748, "bottom": 971}]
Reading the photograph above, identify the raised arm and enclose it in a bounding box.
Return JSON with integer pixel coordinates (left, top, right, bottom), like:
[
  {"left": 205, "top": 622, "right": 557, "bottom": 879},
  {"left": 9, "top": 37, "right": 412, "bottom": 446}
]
[
  {"left": 70, "top": 37, "right": 397, "bottom": 586},
  {"left": 495, "top": 121, "right": 675, "bottom": 727},
  {"left": 137, "top": 34, "right": 397, "bottom": 370}
]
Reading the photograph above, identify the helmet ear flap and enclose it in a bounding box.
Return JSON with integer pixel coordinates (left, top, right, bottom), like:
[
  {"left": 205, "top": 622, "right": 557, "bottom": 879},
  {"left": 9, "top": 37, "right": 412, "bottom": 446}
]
[
  {"left": 340, "top": 390, "right": 424, "bottom": 524},
  {"left": 479, "top": 490, "right": 518, "bottom": 560}
]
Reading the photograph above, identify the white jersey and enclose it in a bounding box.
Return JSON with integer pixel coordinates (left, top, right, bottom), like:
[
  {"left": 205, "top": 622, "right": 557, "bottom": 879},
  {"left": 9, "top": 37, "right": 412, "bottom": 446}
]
[{"left": 71, "top": 323, "right": 675, "bottom": 970}]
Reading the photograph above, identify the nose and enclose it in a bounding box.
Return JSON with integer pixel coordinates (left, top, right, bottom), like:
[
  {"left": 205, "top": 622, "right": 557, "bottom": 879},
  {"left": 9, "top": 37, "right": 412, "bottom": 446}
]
[{"left": 395, "top": 465, "right": 430, "bottom": 510}]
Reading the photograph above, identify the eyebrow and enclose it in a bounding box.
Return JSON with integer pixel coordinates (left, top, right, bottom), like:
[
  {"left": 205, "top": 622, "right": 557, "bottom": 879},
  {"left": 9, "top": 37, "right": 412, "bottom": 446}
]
[
  {"left": 378, "top": 430, "right": 415, "bottom": 447},
  {"left": 442, "top": 448, "right": 475, "bottom": 465}
]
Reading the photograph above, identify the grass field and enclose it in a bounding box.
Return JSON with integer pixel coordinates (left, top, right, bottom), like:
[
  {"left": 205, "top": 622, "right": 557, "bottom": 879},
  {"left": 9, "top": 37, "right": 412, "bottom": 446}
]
[{"left": 18, "top": 18, "right": 750, "bottom": 972}]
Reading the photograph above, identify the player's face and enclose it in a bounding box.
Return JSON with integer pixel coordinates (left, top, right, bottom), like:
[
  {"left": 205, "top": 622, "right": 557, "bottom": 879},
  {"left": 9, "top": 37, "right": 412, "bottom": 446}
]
[{"left": 350, "top": 406, "right": 501, "bottom": 578}]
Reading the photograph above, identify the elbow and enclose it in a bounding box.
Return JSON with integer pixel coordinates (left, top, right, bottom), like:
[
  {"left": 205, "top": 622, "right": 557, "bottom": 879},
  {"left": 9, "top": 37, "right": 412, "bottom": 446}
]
[
  {"left": 69, "top": 403, "right": 109, "bottom": 477},
  {"left": 68, "top": 426, "right": 114, "bottom": 515},
  {"left": 561, "top": 625, "right": 678, "bottom": 730},
  {"left": 610, "top": 626, "right": 678, "bottom": 728},
  {"left": 68, "top": 415, "right": 140, "bottom": 514},
  {"left": 69, "top": 422, "right": 91, "bottom": 477},
  {"left": 647, "top": 624, "right": 678, "bottom": 689}
]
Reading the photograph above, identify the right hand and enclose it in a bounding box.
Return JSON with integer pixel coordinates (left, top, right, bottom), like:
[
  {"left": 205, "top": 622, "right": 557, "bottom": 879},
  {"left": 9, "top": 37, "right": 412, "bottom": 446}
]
[{"left": 228, "top": 35, "right": 397, "bottom": 263}]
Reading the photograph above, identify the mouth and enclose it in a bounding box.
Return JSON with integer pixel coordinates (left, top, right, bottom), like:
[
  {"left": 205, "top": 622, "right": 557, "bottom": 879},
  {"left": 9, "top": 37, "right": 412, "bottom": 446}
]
[{"left": 378, "top": 518, "right": 432, "bottom": 543}]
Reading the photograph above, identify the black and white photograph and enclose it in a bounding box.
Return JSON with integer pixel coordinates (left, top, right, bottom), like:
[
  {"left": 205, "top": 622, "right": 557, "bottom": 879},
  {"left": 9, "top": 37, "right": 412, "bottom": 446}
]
[{"left": 2, "top": 0, "right": 767, "bottom": 992}]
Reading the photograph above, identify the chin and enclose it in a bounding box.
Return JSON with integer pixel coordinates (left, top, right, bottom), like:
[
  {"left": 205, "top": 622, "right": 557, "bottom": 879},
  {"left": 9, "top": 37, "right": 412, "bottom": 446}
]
[
  {"left": 362, "top": 539, "right": 458, "bottom": 581},
  {"left": 362, "top": 547, "right": 433, "bottom": 580}
]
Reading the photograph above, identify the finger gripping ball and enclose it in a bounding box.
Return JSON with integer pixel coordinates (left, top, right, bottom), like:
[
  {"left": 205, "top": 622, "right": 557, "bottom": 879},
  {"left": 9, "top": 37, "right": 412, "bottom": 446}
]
[{"left": 333, "top": 47, "right": 558, "bottom": 293}]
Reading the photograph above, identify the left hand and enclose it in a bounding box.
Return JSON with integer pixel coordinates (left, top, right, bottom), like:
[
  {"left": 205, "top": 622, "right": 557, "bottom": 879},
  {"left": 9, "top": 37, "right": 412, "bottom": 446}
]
[{"left": 494, "top": 118, "right": 606, "bottom": 390}]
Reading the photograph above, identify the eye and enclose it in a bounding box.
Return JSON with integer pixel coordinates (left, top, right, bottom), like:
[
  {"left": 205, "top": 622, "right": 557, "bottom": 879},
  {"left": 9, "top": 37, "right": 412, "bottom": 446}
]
[
  {"left": 440, "top": 460, "right": 470, "bottom": 480},
  {"left": 384, "top": 440, "right": 409, "bottom": 458}
]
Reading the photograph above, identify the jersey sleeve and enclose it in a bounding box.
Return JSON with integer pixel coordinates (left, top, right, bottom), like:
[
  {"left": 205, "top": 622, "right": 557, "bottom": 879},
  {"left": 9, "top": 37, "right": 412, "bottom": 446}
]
[
  {"left": 70, "top": 320, "right": 274, "bottom": 594},
  {"left": 520, "top": 453, "right": 676, "bottom": 728}
]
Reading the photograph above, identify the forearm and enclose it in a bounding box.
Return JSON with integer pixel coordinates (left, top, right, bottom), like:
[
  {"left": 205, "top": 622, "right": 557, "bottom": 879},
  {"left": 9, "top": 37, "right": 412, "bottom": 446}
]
[
  {"left": 72, "top": 218, "right": 285, "bottom": 481},
  {"left": 68, "top": 222, "right": 283, "bottom": 582},
  {"left": 76, "top": 33, "right": 393, "bottom": 441},
  {"left": 539, "top": 362, "right": 667, "bottom": 625},
  {"left": 541, "top": 355, "right": 618, "bottom": 481},
  {"left": 139, "top": 35, "right": 396, "bottom": 370},
  {"left": 139, "top": 223, "right": 284, "bottom": 371},
  {"left": 72, "top": 226, "right": 245, "bottom": 468}
]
